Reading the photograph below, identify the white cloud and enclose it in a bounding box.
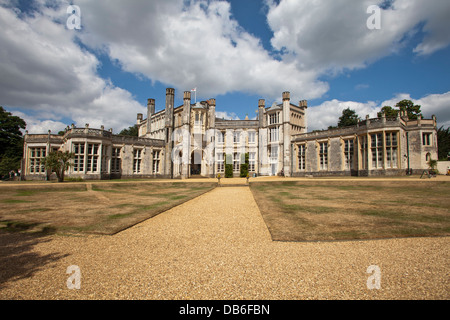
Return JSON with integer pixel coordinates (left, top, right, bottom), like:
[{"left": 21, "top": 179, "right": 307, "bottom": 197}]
[
  {"left": 76, "top": 0, "right": 328, "bottom": 101},
  {"left": 308, "top": 99, "right": 379, "bottom": 131},
  {"left": 215, "top": 111, "right": 240, "bottom": 120},
  {"left": 0, "top": 4, "right": 145, "bottom": 133},
  {"left": 266, "top": 0, "right": 450, "bottom": 74},
  {"left": 1, "top": 0, "right": 449, "bottom": 136},
  {"left": 308, "top": 91, "right": 450, "bottom": 131}
]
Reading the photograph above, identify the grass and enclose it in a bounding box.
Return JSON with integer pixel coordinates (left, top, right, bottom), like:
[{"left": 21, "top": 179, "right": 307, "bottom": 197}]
[
  {"left": 0, "top": 181, "right": 216, "bottom": 235},
  {"left": 250, "top": 180, "right": 450, "bottom": 241}
]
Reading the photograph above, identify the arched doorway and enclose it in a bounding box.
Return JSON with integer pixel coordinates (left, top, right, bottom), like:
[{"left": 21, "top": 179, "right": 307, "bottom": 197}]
[{"left": 191, "top": 150, "right": 202, "bottom": 175}]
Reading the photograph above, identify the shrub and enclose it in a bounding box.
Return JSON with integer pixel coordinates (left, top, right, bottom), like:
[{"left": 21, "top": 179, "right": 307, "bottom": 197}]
[{"left": 225, "top": 164, "right": 233, "bottom": 178}]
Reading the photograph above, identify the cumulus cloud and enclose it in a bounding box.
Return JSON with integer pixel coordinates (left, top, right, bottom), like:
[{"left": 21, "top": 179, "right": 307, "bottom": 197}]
[
  {"left": 266, "top": 0, "right": 450, "bottom": 74},
  {"left": 0, "top": 4, "right": 145, "bottom": 133},
  {"left": 308, "top": 91, "right": 450, "bottom": 131},
  {"left": 76, "top": 0, "right": 328, "bottom": 101},
  {"left": 1, "top": 0, "right": 449, "bottom": 134}
]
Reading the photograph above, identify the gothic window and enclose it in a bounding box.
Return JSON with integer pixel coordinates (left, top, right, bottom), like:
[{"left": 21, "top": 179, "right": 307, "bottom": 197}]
[
  {"left": 371, "top": 133, "right": 383, "bottom": 169},
  {"left": 87, "top": 144, "right": 100, "bottom": 173},
  {"left": 249, "top": 152, "right": 256, "bottom": 172},
  {"left": 422, "top": 133, "right": 432, "bottom": 146},
  {"left": 73, "top": 143, "right": 85, "bottom": 172},
  {"left": 152, "top": 150, "right": 160, "bottom": 174},
  {"left": 248, "top": 131, "right": 256, "bottom": 144},
  {"left": 233, "top": 131, "right": 240, "bottom": 144},
  {"left": 269, "top": 127, "right": 279, "bottom": 142},
  {"left": 29, "top": 147, "right": 46, "bottom": 174},
  {"left": 360, "top": 135, "right": 368, "bottom": 170},
  {"left": 319, "top": 142, "right": 328, "bottom": 170},
  {"left": 386, "top": 132, "right": 398, "bottom": 168},
  {"left": 344, "top": 139, "right": 354, "bottom": 170},
  {"left": 133, "top": 148, "right": 142, "bottom": 174},
  {"left": 298, "top": 145, "right": 306, "bottom": 170},
  {"left": 233, "top": 153, "right": 240, "bottom": 172},
  {"left": 217, "top": 153, "right": 224, "bottom": 173},
  {"left": 111, "top": 147, "right": 121, "bottom": 173}
]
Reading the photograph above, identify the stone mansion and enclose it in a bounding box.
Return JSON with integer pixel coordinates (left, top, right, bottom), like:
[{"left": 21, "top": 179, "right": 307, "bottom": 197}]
[{"left": 22, "top": 88, "right": 438, "bottom": 180}]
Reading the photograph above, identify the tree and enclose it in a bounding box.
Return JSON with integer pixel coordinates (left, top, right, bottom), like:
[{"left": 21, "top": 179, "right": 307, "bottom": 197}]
[
  {"left": 338, "top": 108, "right": 360, "bottom": 128},
  {"left": 437, "top": 126, "right": 450, "bottom": 160},
  {"left": 377, "top": 100, "right": 422, "bottom": 120},
  {"left": 0, "top": 106, "right": 26, "bottom": 177},
  {"left": 119, "top": 125, "right": 139, "bottom": 136},
  {"left": 43, "top": 151, "right": 74, "bottom": 182},
  {"left": 395, "top": 99, "right": 422, "bottom": 120},
  {"left": 377, "top": 106, "right": 398, "bottom": 118}
]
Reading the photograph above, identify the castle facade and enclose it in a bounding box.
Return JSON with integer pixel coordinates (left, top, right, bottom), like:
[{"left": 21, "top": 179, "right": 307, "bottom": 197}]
[{"left": 22, "top": 88, "right": 438, "bottom": 180}]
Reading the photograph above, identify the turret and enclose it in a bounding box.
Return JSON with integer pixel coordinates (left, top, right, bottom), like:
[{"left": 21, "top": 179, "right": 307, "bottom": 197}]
[
  {"left": 258, "top": 99, "right": 265, "bottom": 128},
  {"left": 208, "top": 98, "right": 216, "bottom": 129},
  {"left": 147, "top": 98, "right": 155, "bottom": 134}
]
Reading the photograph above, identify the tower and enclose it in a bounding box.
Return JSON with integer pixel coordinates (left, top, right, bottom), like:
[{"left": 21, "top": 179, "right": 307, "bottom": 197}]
[
  {"left": 258, "top": 99, "right": 265, "bottom": 128},
  {"left": 282, "top": 91, "right": 291, "bottom": 177},
  {"left": 147, "top": 98, "right": 155, "bottom": 135},
  {"left": 164, "top": 88, "right": 175, "bottom": 177},
  {"left": 208, "top": 98, "right": 216, "bottom": 130}
]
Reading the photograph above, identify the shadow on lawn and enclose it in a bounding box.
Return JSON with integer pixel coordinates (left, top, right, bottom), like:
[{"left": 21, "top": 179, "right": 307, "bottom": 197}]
[{"left": 0, "top": 230, "right": 69, "bottom": 289}]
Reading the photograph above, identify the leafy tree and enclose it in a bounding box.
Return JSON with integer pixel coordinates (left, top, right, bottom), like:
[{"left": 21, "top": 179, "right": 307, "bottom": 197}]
[
  {"left": 43, "top": 151, "right": 74, "bottom": 182},
  {"left": 119, "top": 125, "right": 139, "bottom": 136},
  {"left": 377, "top": 106, "right": 398, "bottom": 118},
  {"left": 338, "top": 108, "right": 360, "bottom": 127},
  {"left": 377, "top": 100, "right": 422, "bottom": 120},
  {"left": 0, "top": 106, "right": 26, "bottom": 176},
  {"left": 395, "top": 99, "right": 422, "bottom": 120},
  {"left": 437, "top": 126, "right": 450, "bottom": 160}
]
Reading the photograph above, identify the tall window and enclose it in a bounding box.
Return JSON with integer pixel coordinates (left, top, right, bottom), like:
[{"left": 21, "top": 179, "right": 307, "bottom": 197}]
[
  {"left": 152, "top": 150, "right": 160, "bottom": 173},
  {"left": 298, "top": 145, "right": 306, "bottom": 170},
  {"left": 269, "top": 112, "right": 279, "bottom": 124},
  {"left": 233, "top": 131, "right": 240, "bottom": 144},
  {"left": 371, "top": 133, "right": 383, "bottom": 168},
  {"left": 319, "top": 142, "right": 328, "bottom": 170},
  {"left": 217, "top": 131, "right": 224, "bottom": 144},
  {"left": 386, "top": 132, "right": 398, "bottom": 168},
  {"left": 195, "top": 112, "right": 202, "bottom": 126},
  {"left": 73, "top": 143, "right": 85, "bottom": 172},
  {"left": 248, "top": 131, "right": 256, "bottom": 144},
  {"left": 217, "top": 153, "right": 224, "bottom": 173},
  {"left": 344, "top": 139, "right": 354, "bottom": 170},
  {"left": 29, "top": 147, "right": 46, "bottom": 174},
  {"left": 111, "top": 147, "right": 121, "bottom": 173},
  {"left": 270, "top": 146, "right": 278, "bottom": 163},
  {"left": 422, "top": 133, "right": 432, "bottom": 146},
  {"left": 87, "top": 144, "right": 100, "bottom": 173},
  {"left": 133, "top": 149, "right": 142, "bottom": 174},
  {"left": 233, "top": 153, "right": 240, "bottom": 172},
  {"left": 249, "top": 152, "right": 256, "bottom": 172},
  {"left": 269, "top": 127, "right": 279, "bottom": 142},
  {"left": 360, "top": 135, "right": 368, "bottom": 170}
]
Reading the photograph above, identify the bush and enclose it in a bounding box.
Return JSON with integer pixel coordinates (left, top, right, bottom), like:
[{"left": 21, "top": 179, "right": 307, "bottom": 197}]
[
  {"left": 240, "top": 163, "right": 248, "bottom": 177},
  {"left": 225, "top": 164, "right": 233, "bottom": 178},
  {"left": 240, "top": 153, "right": 249, "bottom": 177}
]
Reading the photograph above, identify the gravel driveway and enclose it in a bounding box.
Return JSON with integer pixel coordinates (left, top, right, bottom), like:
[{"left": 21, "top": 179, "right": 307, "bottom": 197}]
[{"left": 0, "top": 185, "right": 448, "bottom": 299}]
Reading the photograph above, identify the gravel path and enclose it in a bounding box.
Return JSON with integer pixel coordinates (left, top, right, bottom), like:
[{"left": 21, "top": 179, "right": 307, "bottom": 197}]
[{"left": 0, "top": 185, "right": 448, "bottom": 300}]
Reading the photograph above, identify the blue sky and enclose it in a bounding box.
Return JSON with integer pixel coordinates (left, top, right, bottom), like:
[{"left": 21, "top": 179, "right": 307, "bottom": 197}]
[{"left": 1, "top": 0, "right": 449, "bottom": 133}]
